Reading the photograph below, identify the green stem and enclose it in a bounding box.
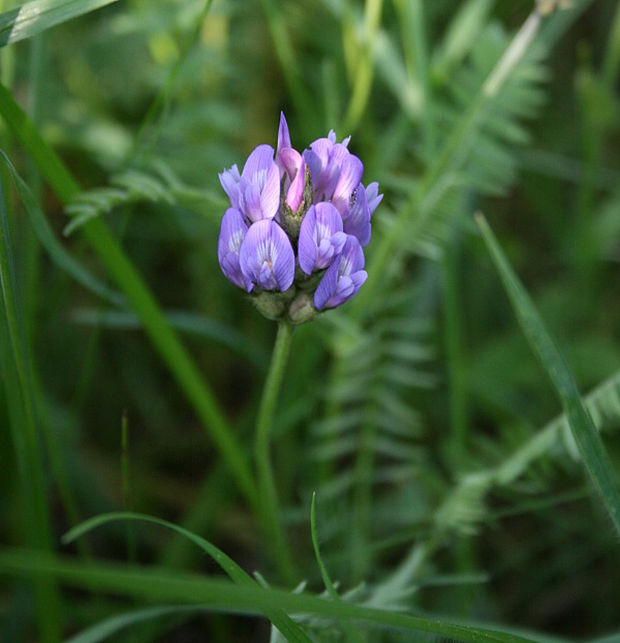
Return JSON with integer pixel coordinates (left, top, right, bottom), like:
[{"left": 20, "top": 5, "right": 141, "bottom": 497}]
[
  {"left": 0, "top": 84, "right": 258, "bottom": 512},
  {"left": 441, "top": 227, "right": 468, "bottom": 461},
  {"left": 255, "top": 321, "right": 296, "bottom": 583},
  {"left": 0, "top": 169, "right": 61, "bottom": 643}
]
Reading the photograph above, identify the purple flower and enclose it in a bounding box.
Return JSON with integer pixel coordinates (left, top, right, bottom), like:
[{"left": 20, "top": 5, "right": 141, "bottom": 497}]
[
  {"left": 217, "top": 208, "right": 249, "bottom": 289},
  {"left": 239, "top": 219, "right": 295, "bottom": 292},
  {"left": 314, "top": 235, "right": 368, "bottom": 310},
  {"left": 343, "top": 182, "right": 383, "bottom": 247},
  {"left": 216, "top": 114, "right": 380, "bottom": 321},
  {"left": 298, "top": 202, "right": 346, "bottom": 275},
  {"left": 303, "top": 136, "right": 363, "bottom": 212},
  {"left": 219, "top": 144, "right": 280, "bottom": 223}
]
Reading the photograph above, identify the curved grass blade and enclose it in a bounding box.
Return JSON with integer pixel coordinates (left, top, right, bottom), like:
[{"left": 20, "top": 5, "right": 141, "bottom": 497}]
[
  {"left": 311, "top": 493, "right": 364, "bottom": 643},
  {"left": 476, "top": 213, "right": 620, "bottom": 535},
  {"left": 65, "top": 606, "right": 208, "bottom": 643},
  {"left": 62, "top": 512, "right": 311, "bottom": 643},
  {"left": 0, "top": 0, "right": 120, "bottom": 47},
  {"left": 0, "top": 547, "right": 541, "bottom": 643}
]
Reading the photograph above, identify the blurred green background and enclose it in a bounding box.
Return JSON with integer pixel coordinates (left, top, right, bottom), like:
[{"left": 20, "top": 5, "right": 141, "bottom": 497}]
[{"left": 1, "top": 0, "right": 620, "bottom": 641}]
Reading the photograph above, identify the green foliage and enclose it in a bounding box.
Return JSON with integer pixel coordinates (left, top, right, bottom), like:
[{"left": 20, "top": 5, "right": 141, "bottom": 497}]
[
  {"left": 0, "top": 0, "right": 120, "bottom": 47},
  {"left": 1, "top": 0, "right": 619, "bottom": 641}
]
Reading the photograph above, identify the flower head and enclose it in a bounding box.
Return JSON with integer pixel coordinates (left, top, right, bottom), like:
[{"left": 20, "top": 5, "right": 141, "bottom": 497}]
[{"left": 216, "top": 113, "right": 382, "bottom": 322}]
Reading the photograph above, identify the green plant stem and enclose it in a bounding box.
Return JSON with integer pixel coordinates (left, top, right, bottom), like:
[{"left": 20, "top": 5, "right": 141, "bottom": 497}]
[
  {"left": 255, "top": 321, "right": 296, "bottom": 583},
  {"left": 441, "top": 229, "right": 468, "bottom": 461},
  {"left": 0, "top": 170, "right": 61, "bottom": 643},
  {"left": 0, "top": 82, "right": 258, "bottom": 512}
]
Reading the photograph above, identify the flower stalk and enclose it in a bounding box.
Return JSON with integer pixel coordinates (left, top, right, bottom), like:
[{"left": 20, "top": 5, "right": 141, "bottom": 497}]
[{"left": 255, "top": 320, "right": 296, "bottom": 582}]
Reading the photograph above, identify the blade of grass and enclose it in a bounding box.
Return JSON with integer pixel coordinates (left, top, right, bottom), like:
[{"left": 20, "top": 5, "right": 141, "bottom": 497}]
[
  {"left": 0, "top": 172, "right": 61, "bottom": 642},
  {"left": 0, "top": 0, "right": 120, "bottom": 47},
  {"left": 311, "top": 493, "right": 365, "bottom": 643},
  {"left": 475, "top": 213, "right": 620, "bottom": 535},
  {"left": 63, "top": 511, "right": 311, "bottom": 643},
  {"left": 65, "top": 606, "right": 213, "bottom": 643},
  {"left": 0, "top": 547, "right": 542, "bottom": 642},
  {"left": 0, "top": 82, "right": 258, "bottom": 509}
]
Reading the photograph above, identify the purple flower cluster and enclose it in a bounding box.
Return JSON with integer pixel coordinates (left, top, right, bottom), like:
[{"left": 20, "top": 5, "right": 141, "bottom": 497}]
[{"left": 217, "top": 113, "right": 382, "bottom": 322}]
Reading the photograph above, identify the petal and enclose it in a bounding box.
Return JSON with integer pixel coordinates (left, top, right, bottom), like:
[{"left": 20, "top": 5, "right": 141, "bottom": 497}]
[
  {"left": 241, "top": 180, "right": 263, "bottom": 223},
  {"left": 286, "top": 158, "right": 305, "bottom": 212},
  {"left": 239, "top": 220, "right": 264, "bottom": 288},
  {"left": 350, "top": 270, "right": 368, "bottom": 289},
  {"left": 271, "top": 222, "right": 295, "bottom": 291},
  {"left": 332, "top": 154, "right": 364, "bottom": 215},
  {"left": 279, "top": 147, "right": 303, "bottom": 180},
  {"left": 218, "top": 164, "right": 241, "bottom": 209},
  {"left": 259, "top": 161, "right": 281, "bottom": 220},
  {"left": 329, "top": 270, "right": 367, "bottom": 308},
  {"left": 365, "top": 182, "right": 383, "bottom": 216},
  {"left": 242, "top": 144, "right": 276, "bottom": 179},
  {"left": 217, "top": 208, "right": 248, "bottom": 289},
  {"left": 338, "top": 235, "right": 365, "bottom": 276},
  {"left": 306, "top": 137, "right": 333, "bottom": 172},
  {"left": 298, "top": 206, "right": 318, "bottom": 275},
  {"left": 313, "top": 259, "right": 339, "bottom": 311},
  {"left": 314, "top": 202, "right": 344, "bottom": 236},
  {"left": 298, "top": 203, "right": 343, "bottom": 274},
  {"left": 239, "top": 220, "right": 294, "bottom": 292},
  {"left": 277, "top": 112, "right": 291, "bottom": 154},
  {"left": 330, "top": 231, "right": 347, "bottom": 255},
  {"left": 344, "top": 183, "right": 371, "bottom": 246}
]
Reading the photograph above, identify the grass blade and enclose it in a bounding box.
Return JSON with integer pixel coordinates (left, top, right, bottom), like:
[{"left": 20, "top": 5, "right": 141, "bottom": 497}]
[
  {"left": 0, "top": 547, "right": 542, "bottom": 642},
  {"left": 62, "top": 512, "right": 312, "bottom": 643},
  {"left": 0, "top": 0, "right": 120, "bottom": 47},
  {"left": 65, "top": 606, "right": 211, "bottom": 643},
  {"left": 0, "top": 172, "right": 61, "bottom": 641},
  {"left": 0, "top": 81, "right": 257, "bottom": 509},
  {"left": 64, "top": 605, "right": 211, "bottom": 643},
  {"left": 311, "top": 493, "right": 364, "bottom": 643},
  {"left": 476, "top": 213, "right": 620, "bottom": 535}
]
